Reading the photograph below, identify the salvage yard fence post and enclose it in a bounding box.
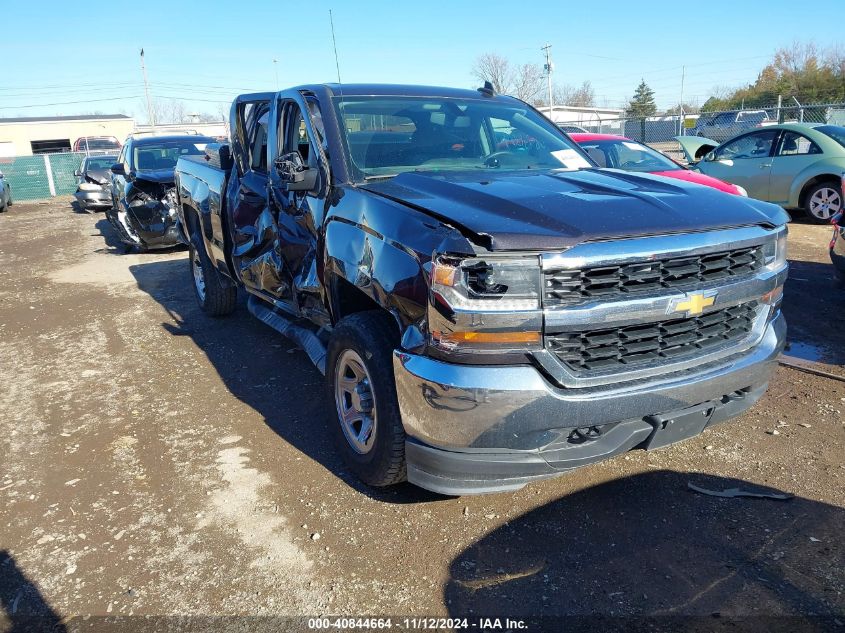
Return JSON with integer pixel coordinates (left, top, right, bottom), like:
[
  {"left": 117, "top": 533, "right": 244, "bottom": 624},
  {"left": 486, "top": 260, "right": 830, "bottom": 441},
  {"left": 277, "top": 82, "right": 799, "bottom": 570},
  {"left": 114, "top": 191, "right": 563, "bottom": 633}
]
[{"left": 43, "top": 154, "right": 56, "bottom": 197}]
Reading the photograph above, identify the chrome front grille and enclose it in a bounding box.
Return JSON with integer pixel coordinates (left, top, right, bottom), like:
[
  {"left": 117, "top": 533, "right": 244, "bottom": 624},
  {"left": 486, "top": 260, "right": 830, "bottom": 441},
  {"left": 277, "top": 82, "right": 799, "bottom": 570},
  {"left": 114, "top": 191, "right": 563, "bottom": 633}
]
[
  {"left": 544, "top": 245, "right": 765, "bottom": 306},
  {"left": 546, "top": 301, "right": 759, "bottom": 372}
]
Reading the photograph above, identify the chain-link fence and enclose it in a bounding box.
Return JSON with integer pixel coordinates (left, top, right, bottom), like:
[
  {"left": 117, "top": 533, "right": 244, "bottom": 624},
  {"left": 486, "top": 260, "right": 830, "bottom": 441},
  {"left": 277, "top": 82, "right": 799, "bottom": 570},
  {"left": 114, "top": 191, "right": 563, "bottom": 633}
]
[
  {"left": 569, "top": 101, "right": 845, "bottom": 162},
  {"left": 0, "top": 152, "right": 86, "bottom": 201}
]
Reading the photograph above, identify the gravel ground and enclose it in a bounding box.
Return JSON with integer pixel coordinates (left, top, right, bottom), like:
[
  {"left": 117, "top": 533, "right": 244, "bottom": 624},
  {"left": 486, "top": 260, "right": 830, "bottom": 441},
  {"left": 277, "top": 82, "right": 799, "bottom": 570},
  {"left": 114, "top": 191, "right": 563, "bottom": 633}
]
[{"left": 0, "top": 199, "right": 843, "bottom": 630}]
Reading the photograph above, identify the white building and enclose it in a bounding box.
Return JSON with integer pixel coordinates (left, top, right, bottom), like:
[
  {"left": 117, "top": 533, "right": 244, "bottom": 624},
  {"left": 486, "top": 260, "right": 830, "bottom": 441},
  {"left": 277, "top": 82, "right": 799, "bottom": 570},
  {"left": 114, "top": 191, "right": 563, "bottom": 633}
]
[{"left": 536, "top": 105, "right": 625, "bottom": 128}]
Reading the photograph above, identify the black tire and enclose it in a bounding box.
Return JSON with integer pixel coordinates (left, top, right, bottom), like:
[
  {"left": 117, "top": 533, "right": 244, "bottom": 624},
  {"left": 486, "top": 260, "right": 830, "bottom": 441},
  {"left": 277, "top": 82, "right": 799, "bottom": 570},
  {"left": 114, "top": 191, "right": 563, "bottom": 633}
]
[
  {"left": 326, "top": 311, "right": 406, "bottom": 487},
  {"left": 189, "top": 231, "right": 237, "bottom": 316},
  {"left": 803, "top": 181, "right": 842, "bottom": 225}
]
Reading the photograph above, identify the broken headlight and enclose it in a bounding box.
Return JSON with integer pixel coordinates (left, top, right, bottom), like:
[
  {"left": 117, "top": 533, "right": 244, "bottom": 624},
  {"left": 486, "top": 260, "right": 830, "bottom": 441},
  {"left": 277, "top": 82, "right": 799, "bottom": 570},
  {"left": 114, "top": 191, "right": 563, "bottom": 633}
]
[{"left": 428, "top": 255, "right": 542, "bottom": 353}]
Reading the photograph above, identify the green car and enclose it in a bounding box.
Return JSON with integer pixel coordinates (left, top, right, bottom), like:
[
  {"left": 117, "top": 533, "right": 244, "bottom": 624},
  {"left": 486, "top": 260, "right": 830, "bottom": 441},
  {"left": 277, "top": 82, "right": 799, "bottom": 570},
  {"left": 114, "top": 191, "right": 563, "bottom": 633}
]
[{"left": 677, "top": 123, "right": 845, "bottom": 224}]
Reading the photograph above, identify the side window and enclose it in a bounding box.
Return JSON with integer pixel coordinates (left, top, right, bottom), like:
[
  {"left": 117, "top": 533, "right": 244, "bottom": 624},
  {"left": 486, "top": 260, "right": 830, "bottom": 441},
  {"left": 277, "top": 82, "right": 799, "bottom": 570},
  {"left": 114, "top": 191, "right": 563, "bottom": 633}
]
[
  {"left": 777, "top": 131, "right": 822, "bottom": 156},
  {"left": 284, "top": 104, "right": 317, "bottom": 168},
  {"left": 121, "top": 141, "right": 131, "bottom": 170},
  {"left": 715, "top": 130, "right": 778, "bottom": 160},
  {"left": 580, "top": 143, "right": 608, "bottom": 167},
  {"left": 249, "top": 109, "right": 269, "bottom": 172}
]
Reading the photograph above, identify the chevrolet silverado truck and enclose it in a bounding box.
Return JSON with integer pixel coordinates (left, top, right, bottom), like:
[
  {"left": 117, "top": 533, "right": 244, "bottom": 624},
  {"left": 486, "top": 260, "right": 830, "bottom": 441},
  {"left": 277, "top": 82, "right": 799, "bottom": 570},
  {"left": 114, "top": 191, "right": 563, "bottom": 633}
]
[{"left": 174, "top": 84, "right": 789, "bottom": 495}]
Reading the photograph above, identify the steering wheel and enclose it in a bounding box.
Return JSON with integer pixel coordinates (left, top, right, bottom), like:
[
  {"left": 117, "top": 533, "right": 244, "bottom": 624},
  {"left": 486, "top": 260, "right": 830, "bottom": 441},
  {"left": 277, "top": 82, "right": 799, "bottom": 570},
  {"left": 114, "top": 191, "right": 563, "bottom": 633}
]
[{"left": 484, "top": 151, "right": 517, "bottom": 168}]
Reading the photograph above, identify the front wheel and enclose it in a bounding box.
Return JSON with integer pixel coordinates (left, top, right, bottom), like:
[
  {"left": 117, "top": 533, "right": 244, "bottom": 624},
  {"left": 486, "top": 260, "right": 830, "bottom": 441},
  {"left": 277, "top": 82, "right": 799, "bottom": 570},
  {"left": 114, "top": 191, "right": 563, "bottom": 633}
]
[
  {"left": 326, "top": 311, "right": 406, "bottom": 487},
  {"left": 189, "top": 231, "right": 237, "bottom": 316},
  {"left": 804, "top": 181, "right": 842, "bottom": 224}
]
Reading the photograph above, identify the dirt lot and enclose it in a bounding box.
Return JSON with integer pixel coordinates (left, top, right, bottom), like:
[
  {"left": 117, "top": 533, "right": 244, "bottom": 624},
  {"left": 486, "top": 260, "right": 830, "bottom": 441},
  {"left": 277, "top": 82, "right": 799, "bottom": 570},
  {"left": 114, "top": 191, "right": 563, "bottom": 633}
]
[{"left": 1, "top": 198, "right": 843, "bottom": 630}]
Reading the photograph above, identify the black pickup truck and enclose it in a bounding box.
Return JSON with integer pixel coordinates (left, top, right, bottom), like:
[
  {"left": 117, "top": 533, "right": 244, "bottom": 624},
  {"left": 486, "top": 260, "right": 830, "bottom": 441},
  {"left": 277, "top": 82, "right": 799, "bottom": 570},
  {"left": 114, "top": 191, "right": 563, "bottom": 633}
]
[{"left": 175, "top": 84, "right": 789, "bottom": 495}]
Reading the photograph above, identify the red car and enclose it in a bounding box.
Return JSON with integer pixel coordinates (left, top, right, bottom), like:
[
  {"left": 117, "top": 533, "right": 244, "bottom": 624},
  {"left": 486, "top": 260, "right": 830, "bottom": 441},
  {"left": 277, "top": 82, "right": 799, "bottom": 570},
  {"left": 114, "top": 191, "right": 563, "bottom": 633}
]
[{"left": 570, "top": 133, "right": 746, "bottom": 196}]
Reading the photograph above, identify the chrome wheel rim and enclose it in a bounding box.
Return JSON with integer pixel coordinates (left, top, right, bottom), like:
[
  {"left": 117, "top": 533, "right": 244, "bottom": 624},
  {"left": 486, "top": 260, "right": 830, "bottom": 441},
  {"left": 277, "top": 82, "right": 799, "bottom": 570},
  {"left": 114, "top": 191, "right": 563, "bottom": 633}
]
[
  {"left": 809, "top": 187, "right": 841, "bottom": 220},
  {"left": 334, "top": 349, "right": 377, "bottom": 454},
  {"left": 191, "top": 249, "right": 206, "bottom": 302}
]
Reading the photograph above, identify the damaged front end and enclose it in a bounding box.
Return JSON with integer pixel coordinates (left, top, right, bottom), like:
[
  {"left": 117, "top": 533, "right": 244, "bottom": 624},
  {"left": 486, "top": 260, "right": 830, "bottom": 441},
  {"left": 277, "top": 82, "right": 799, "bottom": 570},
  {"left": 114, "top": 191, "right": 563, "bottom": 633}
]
[{"left": 107, "top": 174, "right": 181, "bottom": 249}]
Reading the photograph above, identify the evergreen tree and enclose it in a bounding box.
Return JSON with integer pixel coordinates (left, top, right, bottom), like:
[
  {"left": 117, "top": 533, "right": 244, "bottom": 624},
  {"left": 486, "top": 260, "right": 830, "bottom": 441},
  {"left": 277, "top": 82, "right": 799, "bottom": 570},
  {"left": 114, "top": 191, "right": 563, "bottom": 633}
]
[
  {"left": 626, "top": 80, "right": 657, "bottom": 141},
  {"left": 626, "top": 80, "right": 657, "bottom": 118}
]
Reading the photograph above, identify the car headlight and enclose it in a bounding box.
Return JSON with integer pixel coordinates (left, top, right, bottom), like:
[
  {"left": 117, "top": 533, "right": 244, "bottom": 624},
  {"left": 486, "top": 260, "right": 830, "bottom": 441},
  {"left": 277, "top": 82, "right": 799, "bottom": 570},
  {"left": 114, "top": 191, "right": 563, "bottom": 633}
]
[
  {"left": 734, "top": 185, "right": 748, "bottom": 197},
  {"left": 428, "top": 255, "right": 542, "bottom": 353},
  {"left": 762, "top": 227, "right": 788, "bottom": 272},
  {"left": 78, "top": 182, "right": 102, "bottom": 192}
]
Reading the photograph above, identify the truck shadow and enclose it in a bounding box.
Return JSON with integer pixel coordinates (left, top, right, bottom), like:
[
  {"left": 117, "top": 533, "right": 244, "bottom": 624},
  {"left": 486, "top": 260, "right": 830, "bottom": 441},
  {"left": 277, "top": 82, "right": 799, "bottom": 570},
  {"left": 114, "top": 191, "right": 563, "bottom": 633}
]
[
  {"left": 444, "top": 471, "right": 844, "bottom": 622},
  {"left": 0, "top": 551, "right": 67, "bottom": 633},
  {"left": 781, "top": 258, "right": 845, "bottom": 366},
  {"left": 127, "top": 256, "right": 441, "bottom": 504}
]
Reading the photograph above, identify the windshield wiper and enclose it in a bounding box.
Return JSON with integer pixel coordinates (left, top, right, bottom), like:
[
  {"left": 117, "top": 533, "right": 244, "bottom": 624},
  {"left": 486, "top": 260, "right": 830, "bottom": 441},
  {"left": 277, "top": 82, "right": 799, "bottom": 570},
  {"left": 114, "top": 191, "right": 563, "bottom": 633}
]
[{"left": 363, "top": 174, "right": 398, "bottom": 181}]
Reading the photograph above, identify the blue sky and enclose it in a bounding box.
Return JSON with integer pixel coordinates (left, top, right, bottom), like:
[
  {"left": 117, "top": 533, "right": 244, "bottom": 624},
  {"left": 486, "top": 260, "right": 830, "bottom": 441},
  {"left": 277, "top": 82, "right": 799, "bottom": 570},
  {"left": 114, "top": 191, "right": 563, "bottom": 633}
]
[{"left": 1, "top": 0, "right": 841, "bottom": 121}]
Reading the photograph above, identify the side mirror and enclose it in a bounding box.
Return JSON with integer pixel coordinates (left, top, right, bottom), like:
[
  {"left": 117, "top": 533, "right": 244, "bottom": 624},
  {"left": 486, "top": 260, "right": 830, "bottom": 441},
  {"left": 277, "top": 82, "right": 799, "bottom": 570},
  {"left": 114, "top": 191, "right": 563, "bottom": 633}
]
[
  {"left": 110, "top": 163, "right": 126, "bottom": 176},
  {"left": 73, "top": 169, "right": 82, "bottom": 177},
  {"left": 274, "top": 152, "right": 318, "bottom": 192}
]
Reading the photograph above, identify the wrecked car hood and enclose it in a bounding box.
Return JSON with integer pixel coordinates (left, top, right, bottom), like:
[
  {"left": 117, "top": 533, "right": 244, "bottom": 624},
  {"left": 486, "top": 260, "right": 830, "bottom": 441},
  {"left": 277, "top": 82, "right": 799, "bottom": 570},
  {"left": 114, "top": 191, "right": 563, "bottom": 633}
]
[
  {"left": 133, "top": 168, "right": 176, "bottom": 184},
  {"left": 86, "top": 169, "right": 111, "bottom": 185},
  {"left": 675, "top": 136, "right": 719, "bottom": 164},
  {"left": 362, "top": 168, "right": 787, "bottom": 251}
]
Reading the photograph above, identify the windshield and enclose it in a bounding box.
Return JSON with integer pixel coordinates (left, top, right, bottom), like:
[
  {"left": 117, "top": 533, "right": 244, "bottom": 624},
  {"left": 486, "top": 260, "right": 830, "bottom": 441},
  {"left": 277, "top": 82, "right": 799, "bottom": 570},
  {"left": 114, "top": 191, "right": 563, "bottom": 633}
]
[
  {"left": 575, "top": 138, "right": 679, "bottom": 172},
  {"left": 332, "top": 96, "right": 593, "bottom": 181},
  {"left": 79, "top": 137, "right": 120, "bottom": 150},
  {"left": 84, "top": 156, "right": 117, "bottom": 170},
  {"left": 816, "top": 125, "right": 845, "bottom": 148},
  {"left": 133, "top": 139, "right": 210, "bottom": 171}
]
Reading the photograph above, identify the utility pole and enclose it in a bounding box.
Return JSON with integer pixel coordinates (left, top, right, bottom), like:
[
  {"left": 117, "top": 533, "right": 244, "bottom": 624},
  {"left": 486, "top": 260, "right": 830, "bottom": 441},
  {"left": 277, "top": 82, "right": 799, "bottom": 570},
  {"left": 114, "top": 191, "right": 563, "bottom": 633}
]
[
  {"left": 140, "top": 48, "right": 155, "bottom": 128},
  {"left": 542, "top": 43, "right": 554, "bottom": 120},
  {"left": 273, "top": 59, "right": 279, "bottom": 90},
  {"left": 678, "top": 65, "right": 686, "bottom": 135}
]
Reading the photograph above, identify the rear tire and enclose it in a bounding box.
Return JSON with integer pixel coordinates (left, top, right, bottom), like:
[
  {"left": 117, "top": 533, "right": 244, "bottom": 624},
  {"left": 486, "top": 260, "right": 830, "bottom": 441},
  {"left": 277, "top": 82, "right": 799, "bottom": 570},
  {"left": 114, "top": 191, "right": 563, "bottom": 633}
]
[
  {"left": 189, "top": 231, "right": 237, "bottom": 316},
  {"left": 326, "top": 311, "right": 406, "bottom": 487},
  {"left": 803, "top": 181, "right": 842, "bottom": 224}
]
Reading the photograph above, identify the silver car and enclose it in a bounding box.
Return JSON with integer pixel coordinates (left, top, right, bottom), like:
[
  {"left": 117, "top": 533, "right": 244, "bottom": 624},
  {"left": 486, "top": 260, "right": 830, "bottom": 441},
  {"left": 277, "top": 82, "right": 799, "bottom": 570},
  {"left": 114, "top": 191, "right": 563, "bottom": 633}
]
[
  {"left": 692, "top": 110, "right": 772, "bottom": 143},
  {"left": 0, "top": 171, "right": 12, "bottom": 212}
]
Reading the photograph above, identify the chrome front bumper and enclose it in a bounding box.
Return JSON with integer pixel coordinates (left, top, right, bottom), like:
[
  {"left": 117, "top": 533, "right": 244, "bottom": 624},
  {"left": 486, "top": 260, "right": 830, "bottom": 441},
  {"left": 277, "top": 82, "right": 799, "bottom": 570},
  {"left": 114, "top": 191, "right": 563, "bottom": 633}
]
[{"left": 393, "top": 311, "right": 785, "bottom": 494}]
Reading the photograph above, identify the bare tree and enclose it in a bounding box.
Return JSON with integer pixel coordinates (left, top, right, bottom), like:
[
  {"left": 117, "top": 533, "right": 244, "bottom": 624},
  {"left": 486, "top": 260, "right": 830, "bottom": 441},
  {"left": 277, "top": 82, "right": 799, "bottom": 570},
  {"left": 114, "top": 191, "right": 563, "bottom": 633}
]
[
  {"left": 549, "top": 81, "right": 595, "bottom": 107},
  {"left": 472, "top": 53, "right": 511, "bottom": 94},
  {"left": 568, "top": 81, "right": 595, "bottom": 107},
  {"left": 472, "top": 53, "right": 545, "bottom": 103},
  {"left": 141, "top": 98, "right": 189, "bottom": 124},
  {"left": 512, "top": 63, "right": 545, "bottom": 103}
]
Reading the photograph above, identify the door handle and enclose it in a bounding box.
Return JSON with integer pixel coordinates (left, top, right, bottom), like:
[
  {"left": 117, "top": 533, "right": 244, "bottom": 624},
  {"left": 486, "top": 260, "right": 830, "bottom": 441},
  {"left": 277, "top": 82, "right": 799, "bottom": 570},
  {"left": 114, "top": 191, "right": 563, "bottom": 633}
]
[{"left": 760, "top": 163, "right": 772, "bottom": 169}]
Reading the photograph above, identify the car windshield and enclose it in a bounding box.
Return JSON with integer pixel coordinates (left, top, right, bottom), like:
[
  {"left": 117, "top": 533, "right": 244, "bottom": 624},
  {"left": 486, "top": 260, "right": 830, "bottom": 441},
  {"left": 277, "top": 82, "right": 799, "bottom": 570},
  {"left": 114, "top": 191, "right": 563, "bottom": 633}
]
[
  {"left": 80, "top": 138, "right": 120, "bottom": 150},
  {"left": 332, "top": 96, "right": 593, "bottom": 181},
  {"left": 84, "top": 157, "right": 117, "bottom": 170},
  {"left": 133, "top": 139, "right": 209, "bottom": 171},
  {"left": 816, "top": 125, "right": 845, "bottom": 148},
  {"left": 576, "top": 138, "right": 679, "bottom": 172}
]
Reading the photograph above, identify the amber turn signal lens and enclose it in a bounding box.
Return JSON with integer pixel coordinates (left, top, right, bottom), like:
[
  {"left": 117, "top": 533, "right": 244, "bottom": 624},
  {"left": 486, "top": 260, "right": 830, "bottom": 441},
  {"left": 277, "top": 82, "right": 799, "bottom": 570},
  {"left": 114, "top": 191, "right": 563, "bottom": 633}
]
[
  {"left": 432, "top": 330, "right": 541, "bottom": 345},
  {"left": 761, "top": 286, "right": 784, "bottom": 305},
  {"left": 432, "top": 263, "right": 458, "bottom": 287}
]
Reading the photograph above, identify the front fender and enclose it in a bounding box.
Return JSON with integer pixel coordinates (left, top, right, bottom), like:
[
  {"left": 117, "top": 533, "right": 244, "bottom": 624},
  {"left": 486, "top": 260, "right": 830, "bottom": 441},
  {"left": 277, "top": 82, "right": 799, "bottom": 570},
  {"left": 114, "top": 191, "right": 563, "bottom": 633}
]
[{"left": 324, "top": 217, "right": 428, "bottom": 329}]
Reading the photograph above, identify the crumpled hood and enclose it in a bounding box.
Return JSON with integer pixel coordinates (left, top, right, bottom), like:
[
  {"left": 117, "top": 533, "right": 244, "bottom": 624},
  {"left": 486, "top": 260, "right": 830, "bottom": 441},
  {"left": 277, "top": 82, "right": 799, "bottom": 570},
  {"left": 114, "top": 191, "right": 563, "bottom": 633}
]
[
  {"left": 362, "top": 168, "right": 787, "bottom": 251},
  {"left": 134, "top": 168, "right": 176, "bottom": 184},
  {"left": 86, "top": 169, "right": 111, "bottom": 185}
]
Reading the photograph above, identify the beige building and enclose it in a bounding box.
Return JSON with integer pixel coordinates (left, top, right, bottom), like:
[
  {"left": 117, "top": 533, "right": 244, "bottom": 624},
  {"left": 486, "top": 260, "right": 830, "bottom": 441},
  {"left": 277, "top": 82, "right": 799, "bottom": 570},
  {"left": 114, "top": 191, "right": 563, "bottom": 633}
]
[{"left": 0, "top": 114, "right": 135, "bottom": 157}]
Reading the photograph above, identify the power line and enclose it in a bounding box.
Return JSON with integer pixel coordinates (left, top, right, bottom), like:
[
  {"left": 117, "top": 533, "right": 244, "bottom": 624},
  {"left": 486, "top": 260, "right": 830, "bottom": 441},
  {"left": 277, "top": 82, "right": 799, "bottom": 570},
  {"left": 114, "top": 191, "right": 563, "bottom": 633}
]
[{"left": 0, "top": 96, "right": 142, "bottom": 110}]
